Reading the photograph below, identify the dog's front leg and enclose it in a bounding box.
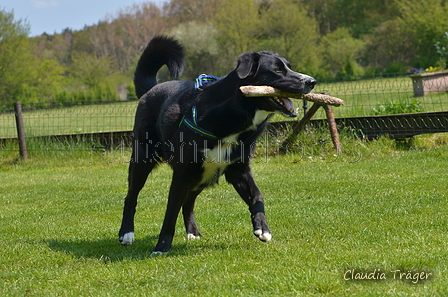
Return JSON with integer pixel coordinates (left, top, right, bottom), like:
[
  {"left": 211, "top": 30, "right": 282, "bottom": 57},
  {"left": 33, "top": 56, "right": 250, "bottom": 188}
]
[
  {"left": 225, "top": 165, "right": 272, "bottom": 242},
  {"left": 153, "top": 172, "right": 190, "bottom": 254}
]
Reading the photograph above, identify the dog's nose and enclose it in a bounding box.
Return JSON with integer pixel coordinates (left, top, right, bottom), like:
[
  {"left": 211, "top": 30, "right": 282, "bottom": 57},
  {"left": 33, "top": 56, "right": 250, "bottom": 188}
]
[{"left": 307, "top": 78, "right": 317, "bottom": 90}]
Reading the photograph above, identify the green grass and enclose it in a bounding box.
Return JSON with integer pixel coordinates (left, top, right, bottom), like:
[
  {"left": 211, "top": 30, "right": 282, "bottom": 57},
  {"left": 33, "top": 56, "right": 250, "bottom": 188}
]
[
  {"left": 1, "top": 136, "right": 448, "bottom": 296},
  {"left": 1, "top": 76, "right": 448, "bottom": 138}
]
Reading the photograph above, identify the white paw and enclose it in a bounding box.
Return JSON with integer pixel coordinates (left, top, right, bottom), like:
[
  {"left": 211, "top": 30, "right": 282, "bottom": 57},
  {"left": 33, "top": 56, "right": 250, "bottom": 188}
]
[
  {"left": 254, "top": 229, "right": 272, "bottom": 242},
  {"left": 151, "top": 251, "right": 168, "bottom": 256},
  {"left": 260, "top": 233, "right": 272, "bottom": 242},
  {"left": 187, "top": 233, "right": 201, "bottom": 240},
  {"left": 120, "top": 232, "right": 134, "bottom": 245},
  {"left": 254, "top": 229, "right": 263, "bottom": 236}
]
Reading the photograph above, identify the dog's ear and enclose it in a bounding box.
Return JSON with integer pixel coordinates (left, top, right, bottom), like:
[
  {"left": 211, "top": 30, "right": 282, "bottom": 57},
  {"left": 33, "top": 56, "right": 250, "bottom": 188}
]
[{"left": 236, "top": 52, "right": 260, "bottom": 79}]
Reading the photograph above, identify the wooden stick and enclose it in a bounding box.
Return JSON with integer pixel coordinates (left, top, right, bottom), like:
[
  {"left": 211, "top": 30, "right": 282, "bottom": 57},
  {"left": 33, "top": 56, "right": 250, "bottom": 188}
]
[{"left": 239, "top": 85, "right": 344, "bottom": 107}]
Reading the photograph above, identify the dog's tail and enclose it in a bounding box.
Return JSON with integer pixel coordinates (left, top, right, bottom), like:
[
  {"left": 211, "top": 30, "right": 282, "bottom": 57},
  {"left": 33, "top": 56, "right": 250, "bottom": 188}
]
[{"left": 134, "top": 36, "right": 184, "bottom": 99}]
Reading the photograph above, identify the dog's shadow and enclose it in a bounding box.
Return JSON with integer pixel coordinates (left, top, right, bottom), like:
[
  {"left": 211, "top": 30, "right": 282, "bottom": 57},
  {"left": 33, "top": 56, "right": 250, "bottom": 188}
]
[
  {"left": 47, "top": 236, "right": 238, "bottom": 261},
  {"left": 47, "top": 236, "right": 157, "bottom": 262}
]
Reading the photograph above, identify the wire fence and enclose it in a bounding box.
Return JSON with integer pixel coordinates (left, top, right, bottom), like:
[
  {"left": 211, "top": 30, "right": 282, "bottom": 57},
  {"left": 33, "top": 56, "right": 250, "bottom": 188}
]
[
  {"left": 1, "top": 73, "right": 448, "bottom": 154},
  {"left": 0, "top": 101, "right": 137, "bottom": 138}
]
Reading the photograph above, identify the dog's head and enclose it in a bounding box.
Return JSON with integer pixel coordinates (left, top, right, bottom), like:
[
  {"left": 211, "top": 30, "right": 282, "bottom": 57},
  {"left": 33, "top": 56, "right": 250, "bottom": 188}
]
[{"left": 236, "top": 51, "right": 316, "bottom": 118}]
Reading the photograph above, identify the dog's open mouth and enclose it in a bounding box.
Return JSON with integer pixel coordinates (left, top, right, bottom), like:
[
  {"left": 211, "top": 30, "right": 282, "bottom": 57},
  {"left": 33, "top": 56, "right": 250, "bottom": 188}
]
[{"left": 270, "top": 96, "right": 297, "bottom": 118}]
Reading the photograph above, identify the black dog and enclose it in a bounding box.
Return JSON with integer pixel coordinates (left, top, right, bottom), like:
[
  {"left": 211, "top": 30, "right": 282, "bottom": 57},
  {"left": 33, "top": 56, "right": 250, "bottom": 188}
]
[{"left": 119, "top": 36, "right": 316, "bottom": 253}]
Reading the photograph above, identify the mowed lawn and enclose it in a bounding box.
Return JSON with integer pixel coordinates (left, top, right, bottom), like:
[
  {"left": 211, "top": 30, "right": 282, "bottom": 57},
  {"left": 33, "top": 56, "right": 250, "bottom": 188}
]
[{"left": 1, "top": 146, "right": 447, "bottom": 296}]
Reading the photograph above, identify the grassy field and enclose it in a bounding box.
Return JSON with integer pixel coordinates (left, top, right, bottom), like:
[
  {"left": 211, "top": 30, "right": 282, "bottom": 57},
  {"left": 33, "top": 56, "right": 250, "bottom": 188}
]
[
  {"left": 1, "top": 135, "right": 448, "bottom": 296},
  {"left": 1, "top": 76, "right": 448, "bottom": 138}
]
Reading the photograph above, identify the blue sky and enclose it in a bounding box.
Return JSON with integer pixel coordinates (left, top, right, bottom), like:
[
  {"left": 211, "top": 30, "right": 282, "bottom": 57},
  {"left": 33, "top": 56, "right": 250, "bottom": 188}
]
[{"left": 0, "top": 0, "right": 165, "bottom": 37}]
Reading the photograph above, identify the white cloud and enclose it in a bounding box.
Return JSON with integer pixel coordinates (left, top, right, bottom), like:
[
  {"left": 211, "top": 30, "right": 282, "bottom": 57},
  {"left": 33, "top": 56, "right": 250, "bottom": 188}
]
[{"left": 32, "top": 0, "right": 60, "bottom": 9}]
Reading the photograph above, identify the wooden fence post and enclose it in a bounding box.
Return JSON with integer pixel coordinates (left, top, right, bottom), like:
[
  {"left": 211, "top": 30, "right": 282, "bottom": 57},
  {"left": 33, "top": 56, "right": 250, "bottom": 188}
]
[
  {"left": 280, "top": 97, "right": 342, "bottom": 154},
  {"left": 322, "top": 105, "right": 342, "bottom": 154},
  {"left": 13, "top": 102, "right": 28, "bottom": 160}
]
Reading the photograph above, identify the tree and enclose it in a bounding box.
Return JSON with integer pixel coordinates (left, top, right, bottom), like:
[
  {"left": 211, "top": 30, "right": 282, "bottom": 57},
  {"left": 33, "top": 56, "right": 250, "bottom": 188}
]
[
  {"left": 214, "top": 0, "right": 263, "bottom": 71},
  {"left": 70, "top": 52, "right": 116, "bottom": 89},
  {"left": 164, "top": 0, "right": 222, "bottom": 24},
  {"left": 89, "top": 2, "right": 167, "bottom": 74},
  {"left": 0, "top": 9, "right": 69, "bottom": 105},
  {"left": 305, "top": 0, "right": 400, "bottom": 37},
  {"left": 320, "top": 27, "right": 365, "bottom": 77},
  {"left": 170, "top": 21, "right": 219, "bottom": 80},
  {"left": 362, "top": 19, "right": 415, "bottom": 72},
  {"left": 0, "top": 9, "right": 36, "bottom": 104},
  {"left": 32, "top": 29, "right": 73, "bottom": 65},
  {"left": 395, "top": 0, "right": 448, "bottom": 68},
  {"left": 258, "top": 0, "right": 322, "bottom": 75}
]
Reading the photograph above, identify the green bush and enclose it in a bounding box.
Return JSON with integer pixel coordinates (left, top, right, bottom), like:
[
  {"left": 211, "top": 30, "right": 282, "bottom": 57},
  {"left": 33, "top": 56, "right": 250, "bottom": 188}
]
[
  {"left": 51, "top": 85, "right": 121, "bottom": 107},
  {"left": 372, "top": 99, "right": 423, "bottom": 115},
  {"left": 126, "top": 83, "right": 137, "bottom": 100},
  {"left": 385, "top": 61, "right": 408, "bottom": 73}
]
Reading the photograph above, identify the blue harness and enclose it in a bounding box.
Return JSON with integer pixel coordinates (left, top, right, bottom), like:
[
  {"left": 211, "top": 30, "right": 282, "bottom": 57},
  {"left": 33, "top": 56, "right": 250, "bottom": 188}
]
[
  {"left": 194, "top": 74, "right": 220, "bottom": 88},
  {"left": 179, "top": 74, "right": 221, "bottom": 139}
]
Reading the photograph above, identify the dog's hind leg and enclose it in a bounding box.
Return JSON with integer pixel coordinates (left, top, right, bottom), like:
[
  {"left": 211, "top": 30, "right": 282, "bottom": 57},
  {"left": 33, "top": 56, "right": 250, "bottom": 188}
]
[
  {"left": 182, "top": 190, "right": 202, "bottom": 239},
  {"left": 153, "top": 172, "right": 190, "bottom": 253},
  {"left": 225, "top": 164, "right": 272, "bottom": 242},
  {"left": 119, "top": 159, "right": 155, "bottom": 245}
]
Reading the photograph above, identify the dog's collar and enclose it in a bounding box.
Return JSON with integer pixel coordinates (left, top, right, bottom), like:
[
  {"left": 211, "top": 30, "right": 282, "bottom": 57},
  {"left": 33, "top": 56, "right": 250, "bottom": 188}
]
[{"left": 180, "top": 106, "right": 219, "bottom": 139}]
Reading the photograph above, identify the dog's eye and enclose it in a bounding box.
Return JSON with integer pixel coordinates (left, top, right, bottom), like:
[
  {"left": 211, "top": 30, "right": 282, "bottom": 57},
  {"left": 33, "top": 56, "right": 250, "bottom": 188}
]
[{"left": 274, "top": 68, "right": 283, "bottom": 74}]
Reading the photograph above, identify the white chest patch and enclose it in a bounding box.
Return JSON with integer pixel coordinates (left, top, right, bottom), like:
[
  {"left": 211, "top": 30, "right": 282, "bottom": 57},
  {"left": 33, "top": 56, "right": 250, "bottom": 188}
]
[
  {"left": 199, "top": 135, "right": 239, "bottom": 187},
  {"left": 252, "top": 110, "right": 272, "bottom": 127},
  {"left": 197, "top": 110, "right": 270, "bottom": 189}
]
